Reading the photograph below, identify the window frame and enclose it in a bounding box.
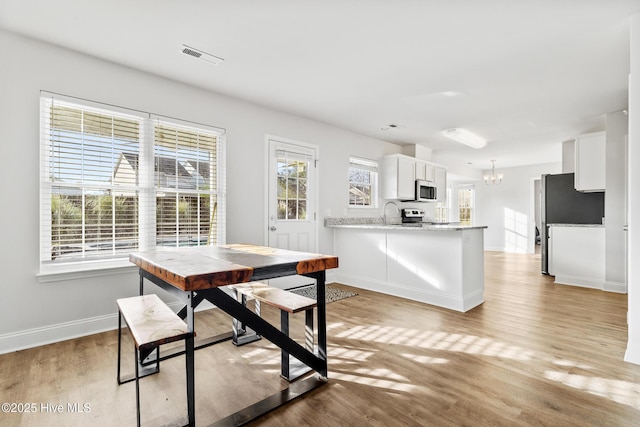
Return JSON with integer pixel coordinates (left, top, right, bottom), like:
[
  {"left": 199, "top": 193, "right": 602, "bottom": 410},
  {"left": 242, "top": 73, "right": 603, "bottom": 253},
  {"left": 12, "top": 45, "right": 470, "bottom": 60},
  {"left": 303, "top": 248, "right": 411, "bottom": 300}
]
[
  {"left": 38, "top": 93, "right": 226, "bottom": 281},
  {"left": 348, "top": 156, "right": 379, "bottom": 209},
  {"left": 458, "top": 184, "right": 475, "bottom": 225}
]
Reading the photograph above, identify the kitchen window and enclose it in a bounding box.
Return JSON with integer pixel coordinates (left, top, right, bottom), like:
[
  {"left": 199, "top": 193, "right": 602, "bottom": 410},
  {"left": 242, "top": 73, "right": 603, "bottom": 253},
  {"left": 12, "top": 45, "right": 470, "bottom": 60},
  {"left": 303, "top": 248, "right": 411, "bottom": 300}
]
[
  {"left": 39, "top": 93, "right": 225, "bottom": 277},
  {"left": 348, "top": 156, "right": 378, "bottom": 208}
]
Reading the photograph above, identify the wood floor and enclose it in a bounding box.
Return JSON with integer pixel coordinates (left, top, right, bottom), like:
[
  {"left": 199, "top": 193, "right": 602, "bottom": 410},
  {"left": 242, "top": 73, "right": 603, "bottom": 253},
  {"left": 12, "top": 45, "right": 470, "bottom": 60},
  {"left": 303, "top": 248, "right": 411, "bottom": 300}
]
[{"left": 2, "top": 251, "right": 640, "bottom": 426}]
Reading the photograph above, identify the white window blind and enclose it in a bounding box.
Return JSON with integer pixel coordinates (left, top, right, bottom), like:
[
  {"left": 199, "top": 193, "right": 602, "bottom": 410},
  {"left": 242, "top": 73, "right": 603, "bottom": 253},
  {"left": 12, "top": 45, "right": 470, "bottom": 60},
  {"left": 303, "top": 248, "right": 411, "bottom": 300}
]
[
  {"left": 348, "top": 156, "right": 378, "bottom": 207},
  {"left": 152, "top": 118, "right": 222, "bottom": 248},
  {"left": 40, "top": 93, "right": 225, "bottom": 271}
]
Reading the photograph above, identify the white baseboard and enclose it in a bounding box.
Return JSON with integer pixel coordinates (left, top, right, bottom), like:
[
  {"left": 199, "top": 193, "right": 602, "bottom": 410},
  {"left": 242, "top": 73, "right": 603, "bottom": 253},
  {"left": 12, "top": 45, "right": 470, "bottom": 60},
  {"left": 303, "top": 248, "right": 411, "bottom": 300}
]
[
  {"left": 326, "top": 270, "right": 339, "bottom": 284},
  {"left": 553, "top": 276, "right": 626, "bottom": 294},
  {"left": 554, "top": 275, "right": 604, "bottom": 290},
  {"left": 603, "top": 280, "right": 627, "bottom": 294},
  {"left": 625, "top": 344, "right": 640, "bottom": 366},
  {"left": 462, "top": 289, "right": 485, "bottom": 312},
  {"left": 0, "top": 313, "right": 117, "bottom": 355},
  {"left": 0, "top": 301, "right": 191, "bottom": 355},
  {"left": 484, "top": 246, "right": 532, "bottom": 254},
  {"left": 333, "top": 272, "right": 482, "bottom": 313}
]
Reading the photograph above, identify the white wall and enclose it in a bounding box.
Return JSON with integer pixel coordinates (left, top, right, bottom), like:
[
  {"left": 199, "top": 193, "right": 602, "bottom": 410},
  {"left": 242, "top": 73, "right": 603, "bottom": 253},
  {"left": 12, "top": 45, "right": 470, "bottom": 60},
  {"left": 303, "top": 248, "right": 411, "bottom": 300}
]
[
  {"left": 474, "top": 162, "right": 562, "bottom": 253},
  {"left": 562, "top": 140, "right": 576, "bottom": 173},
  {"left": 0, "top": 30, "right": 401, "bottom": 352},
  {"left": 605, "top": 111, "right": 629, "bottom": 293},
  {"left": 626, "top": 13, "right": 640, "bottom": 365}
]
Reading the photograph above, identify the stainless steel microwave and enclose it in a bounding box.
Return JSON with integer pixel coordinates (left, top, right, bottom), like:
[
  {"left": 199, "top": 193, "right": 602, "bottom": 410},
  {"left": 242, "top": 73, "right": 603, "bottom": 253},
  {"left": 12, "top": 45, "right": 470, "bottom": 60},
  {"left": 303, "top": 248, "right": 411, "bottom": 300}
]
[{"left": 415, "top": 179, "right": 437, "bottom": 202}]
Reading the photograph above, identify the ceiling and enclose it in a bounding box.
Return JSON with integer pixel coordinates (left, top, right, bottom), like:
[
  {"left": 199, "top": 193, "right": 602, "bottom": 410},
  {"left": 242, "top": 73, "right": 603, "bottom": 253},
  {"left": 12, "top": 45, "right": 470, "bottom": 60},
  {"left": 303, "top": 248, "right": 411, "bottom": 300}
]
[{"left": 2, "top": 0, "right": 639, "bottom": 172}]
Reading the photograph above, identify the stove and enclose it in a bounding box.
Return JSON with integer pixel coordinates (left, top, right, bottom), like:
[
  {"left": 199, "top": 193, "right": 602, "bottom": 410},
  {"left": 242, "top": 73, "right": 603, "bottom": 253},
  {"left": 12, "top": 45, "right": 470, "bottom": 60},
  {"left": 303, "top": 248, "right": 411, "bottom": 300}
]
[{"left": 401, "top": 208, "right": 424, "bottom": 224}]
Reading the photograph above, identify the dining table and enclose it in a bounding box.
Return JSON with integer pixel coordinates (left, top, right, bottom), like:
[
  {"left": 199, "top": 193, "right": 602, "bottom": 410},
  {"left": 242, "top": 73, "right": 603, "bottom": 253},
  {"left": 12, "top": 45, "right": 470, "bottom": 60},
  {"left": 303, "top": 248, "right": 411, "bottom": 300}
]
[{"left": 128, "top": 243, "right": 339, "bottom": 426}]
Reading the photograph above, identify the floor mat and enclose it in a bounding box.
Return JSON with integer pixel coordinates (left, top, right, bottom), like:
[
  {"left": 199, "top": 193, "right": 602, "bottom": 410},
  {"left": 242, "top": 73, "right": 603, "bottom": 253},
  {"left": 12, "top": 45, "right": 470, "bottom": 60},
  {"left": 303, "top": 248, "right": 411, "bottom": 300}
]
[{"left": 288, "top": 284, "right": 358, "bottom": 303}]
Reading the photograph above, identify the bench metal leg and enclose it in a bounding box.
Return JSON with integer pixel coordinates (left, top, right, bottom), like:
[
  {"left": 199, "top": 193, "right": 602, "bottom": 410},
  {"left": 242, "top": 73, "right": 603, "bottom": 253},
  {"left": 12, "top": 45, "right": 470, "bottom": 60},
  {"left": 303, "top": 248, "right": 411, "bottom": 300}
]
[
  {"left": 232, "top": 292, "right": 262, "bottom": 346},
  {"left": 280, "top": 308, "right": 315, "bottom": 382},
  {"left": 117, "top": 311, "right": 159, "bottom": 385},
  {"left": 305, "top": 309, "right": 314, "bottom": 352},
  {"left": 135, "top": 346, "right": 141, "bottom": 427},
  {"left": 281, "top": 311, "right": 290, "bottom": 379}
]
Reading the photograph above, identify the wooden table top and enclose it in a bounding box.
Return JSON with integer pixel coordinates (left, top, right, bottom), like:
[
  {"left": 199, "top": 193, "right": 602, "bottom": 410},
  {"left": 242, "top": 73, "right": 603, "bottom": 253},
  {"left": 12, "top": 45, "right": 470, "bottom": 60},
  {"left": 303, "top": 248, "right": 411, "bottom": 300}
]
[{"left": 129, "top": 244, "right": 339, "bottom": 291}]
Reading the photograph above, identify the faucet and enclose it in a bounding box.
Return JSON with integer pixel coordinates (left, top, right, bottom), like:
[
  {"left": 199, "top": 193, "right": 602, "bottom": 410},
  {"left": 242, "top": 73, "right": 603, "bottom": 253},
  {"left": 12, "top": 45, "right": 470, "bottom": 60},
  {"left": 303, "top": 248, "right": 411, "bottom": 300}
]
[{"left": 383, "top": 200, "right": 400, "bottom": 225}]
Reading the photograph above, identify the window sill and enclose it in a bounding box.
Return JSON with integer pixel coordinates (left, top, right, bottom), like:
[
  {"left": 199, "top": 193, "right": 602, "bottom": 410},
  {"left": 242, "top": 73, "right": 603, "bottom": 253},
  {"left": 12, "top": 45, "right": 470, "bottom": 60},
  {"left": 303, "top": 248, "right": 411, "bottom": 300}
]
[{"left": 37, "top": 258, "right": 138, "bottom": 283}]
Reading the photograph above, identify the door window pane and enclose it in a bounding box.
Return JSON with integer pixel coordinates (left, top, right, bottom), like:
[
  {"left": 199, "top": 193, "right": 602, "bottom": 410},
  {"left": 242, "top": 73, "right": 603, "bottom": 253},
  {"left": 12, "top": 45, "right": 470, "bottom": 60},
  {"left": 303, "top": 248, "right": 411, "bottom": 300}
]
[{"left": 276, "top": 156, "right": 308, "bottom": 220}]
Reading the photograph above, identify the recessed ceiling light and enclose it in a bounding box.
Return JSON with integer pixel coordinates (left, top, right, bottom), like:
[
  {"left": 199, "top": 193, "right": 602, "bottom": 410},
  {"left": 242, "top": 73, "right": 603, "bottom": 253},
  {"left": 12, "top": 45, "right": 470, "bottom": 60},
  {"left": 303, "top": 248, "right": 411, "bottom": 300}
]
[
  {"left": 442, "top": 128, "right": 487, "bottom": 149},
  {"left": 181, "top": 44, "right": 224, "bottom": 65}
]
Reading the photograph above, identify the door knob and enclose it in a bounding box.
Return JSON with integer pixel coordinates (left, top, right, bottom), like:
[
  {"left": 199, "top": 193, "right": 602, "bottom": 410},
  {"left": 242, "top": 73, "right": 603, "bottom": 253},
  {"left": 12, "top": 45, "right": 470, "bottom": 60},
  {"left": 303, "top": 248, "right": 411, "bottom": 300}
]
[{"left": 270, "top": 226, "right": 277, "bottom": 231}]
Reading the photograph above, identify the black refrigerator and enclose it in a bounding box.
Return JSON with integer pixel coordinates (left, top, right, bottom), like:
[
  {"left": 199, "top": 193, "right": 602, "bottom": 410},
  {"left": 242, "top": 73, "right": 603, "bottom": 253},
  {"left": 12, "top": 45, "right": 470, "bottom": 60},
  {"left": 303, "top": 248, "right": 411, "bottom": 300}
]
[{"left": 540, "top": 173, "right": 604, "bottom": 274}]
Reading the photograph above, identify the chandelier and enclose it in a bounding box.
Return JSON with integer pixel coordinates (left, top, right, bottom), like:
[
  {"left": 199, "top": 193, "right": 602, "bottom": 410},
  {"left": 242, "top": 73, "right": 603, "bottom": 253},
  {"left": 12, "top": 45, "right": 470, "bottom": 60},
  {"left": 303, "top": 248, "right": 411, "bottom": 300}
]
[{"left": 484, "top": 160, "right": 503, "bottom": 185}]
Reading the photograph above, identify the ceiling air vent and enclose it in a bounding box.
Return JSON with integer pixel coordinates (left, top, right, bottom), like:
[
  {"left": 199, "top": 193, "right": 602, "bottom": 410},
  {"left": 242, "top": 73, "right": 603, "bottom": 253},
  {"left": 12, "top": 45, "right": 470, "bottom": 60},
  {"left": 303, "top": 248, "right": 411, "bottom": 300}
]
[{"left": 181, "top": 44, "right": 224, "bottom": 65}]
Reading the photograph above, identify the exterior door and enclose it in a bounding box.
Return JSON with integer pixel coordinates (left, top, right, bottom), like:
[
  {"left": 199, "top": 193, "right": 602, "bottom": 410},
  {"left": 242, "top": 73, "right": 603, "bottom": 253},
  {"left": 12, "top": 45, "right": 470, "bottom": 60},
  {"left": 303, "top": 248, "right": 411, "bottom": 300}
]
[{"left": 266, "top": 136, "right": 318, "bottom": 288}]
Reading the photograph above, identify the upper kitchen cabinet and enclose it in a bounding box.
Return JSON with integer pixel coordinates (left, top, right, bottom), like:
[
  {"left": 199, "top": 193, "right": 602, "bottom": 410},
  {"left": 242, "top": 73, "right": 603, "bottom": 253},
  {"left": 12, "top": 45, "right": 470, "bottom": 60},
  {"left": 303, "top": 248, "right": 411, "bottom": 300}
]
[
  {"left": 415, "top": 160, "right": 435, "bottom": 182},
  {"left": 382, "top": 154, "right": 447, "bottom": 202},
  {"left": 575, "top": 131, "right": 606, "bottom": 192},
  {"left": 434, "top": 166, "right": 447, "bottom": 203},
  {"left": 382, "top": 154, "right": 415, "bottom": 200}
]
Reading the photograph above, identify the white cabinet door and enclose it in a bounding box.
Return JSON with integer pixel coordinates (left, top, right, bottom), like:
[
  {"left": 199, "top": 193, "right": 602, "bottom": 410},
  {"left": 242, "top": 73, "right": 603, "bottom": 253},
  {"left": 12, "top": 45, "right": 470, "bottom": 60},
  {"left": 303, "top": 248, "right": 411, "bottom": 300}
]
[
  {"left": 434, "top": 167, "right": 447, "bottom": 203},
  {"left": 550, "top": 225, "right": 605, "bottom": 288},
  {"left": 397, "top": 157, "right": 416, "bottom": 200},
  {"left": 382, "top": 154, "right": 446, "bottom": 201},
  {"left": 415, "top": 161, "right": 426, "bottom": 181},
  {"left": 575, "top": 131, "right": 606, "bottom": 192},
  {"left": 415, "top": 161, "right": 435, "bottom": 182},
  {"left": 382, "top": 154, "right": 416, "bottom": 200}
]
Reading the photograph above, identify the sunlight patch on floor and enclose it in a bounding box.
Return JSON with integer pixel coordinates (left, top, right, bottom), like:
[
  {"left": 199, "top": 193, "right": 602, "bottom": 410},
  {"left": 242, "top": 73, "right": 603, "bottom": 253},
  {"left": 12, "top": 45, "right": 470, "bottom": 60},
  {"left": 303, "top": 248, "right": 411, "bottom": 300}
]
[
  {"left": 545, "top": 370, "right": 640, "bottom": 408},
  {"left": 330, "top": 371, "right": 417, "bottom": 392},
  {"left": 335, "top": 325, "right": 534, "bottom": 361},
  {"left": 552, "top": 358, "right": 594, "bottom": 370},
  {"left": 330, "top": 346, "right": 375, "bottom": 362},
  {"left": 402, "top": 353, "right": 448, "bottom": 364}
]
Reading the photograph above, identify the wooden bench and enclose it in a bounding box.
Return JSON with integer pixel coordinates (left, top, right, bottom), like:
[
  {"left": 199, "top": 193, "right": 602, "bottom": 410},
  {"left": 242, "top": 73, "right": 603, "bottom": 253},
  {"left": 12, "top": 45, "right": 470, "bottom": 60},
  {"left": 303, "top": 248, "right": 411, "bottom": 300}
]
[
  {"left": 230, "top": 283, "right": 317, "bottom": 381},
  {"left": 116, "top": 294, "right": 191, "bottom": 427}
]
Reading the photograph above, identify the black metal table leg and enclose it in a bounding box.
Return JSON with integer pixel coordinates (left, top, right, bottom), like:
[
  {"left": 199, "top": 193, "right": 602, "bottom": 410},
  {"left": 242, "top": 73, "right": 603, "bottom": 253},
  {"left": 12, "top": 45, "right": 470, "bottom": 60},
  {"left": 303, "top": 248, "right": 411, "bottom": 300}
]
[
  {"left": 186, "top": 292, "right": 195, "bottom": 426},
  {"left": 306, "top": 271, "right": 328, "bottom": 379}
]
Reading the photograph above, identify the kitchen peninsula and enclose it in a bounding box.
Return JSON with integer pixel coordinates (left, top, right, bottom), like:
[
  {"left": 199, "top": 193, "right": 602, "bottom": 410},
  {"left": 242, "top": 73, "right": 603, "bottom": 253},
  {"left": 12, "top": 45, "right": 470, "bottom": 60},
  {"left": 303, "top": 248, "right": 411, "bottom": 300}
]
[{"left": 326, "top": 218, "right": 487, "bottom": 312}]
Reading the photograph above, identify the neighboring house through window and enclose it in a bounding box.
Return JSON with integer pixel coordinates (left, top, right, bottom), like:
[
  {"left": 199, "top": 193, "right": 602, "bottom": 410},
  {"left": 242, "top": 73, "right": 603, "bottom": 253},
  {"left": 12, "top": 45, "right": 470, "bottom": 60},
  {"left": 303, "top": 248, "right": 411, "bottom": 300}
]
[
  {"left": 40, "top": 93, "right": 225, "bottom": 273},
  {"left": 348, "top": 156, "right": 378, "bottom": 208}
]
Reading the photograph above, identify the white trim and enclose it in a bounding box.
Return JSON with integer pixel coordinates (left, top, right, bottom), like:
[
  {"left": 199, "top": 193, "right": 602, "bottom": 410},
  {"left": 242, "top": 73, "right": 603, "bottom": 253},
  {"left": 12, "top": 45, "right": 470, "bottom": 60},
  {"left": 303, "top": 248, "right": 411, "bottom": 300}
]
[
  {"left": 37, "top": 259, "right": 137, "bottom": 283},
  {"left": 529, "top": 176, "right": 538, "bottom": 255},
  {"left": 0, "top": 312, "right": 117, "bottom": 355},
  {"left": 625, "top": 344, "right": 640, "bottom": 365},
  {"left": 0, "top": 301, "right": 203, "bottom": 354},
  {"left": 332, "top": 272, "right": 482, "bottom": 313},
  {"left": 39, "top": 93, "right": 226, "bottom": 275},
  {"left": 603, "top": 280, "right": 628, "bottom": 294},
  {"left": 484, "top": 245, "right": 530, "bottom": 253},
  {"left": 348, "top": 155, "right": 379, "bottom": 209},
  {"left": 264, "top": 134, "right": 320, "bottom": 252},
  {"left": 554, "top": 275, "right": 604, "bottom": 290}
]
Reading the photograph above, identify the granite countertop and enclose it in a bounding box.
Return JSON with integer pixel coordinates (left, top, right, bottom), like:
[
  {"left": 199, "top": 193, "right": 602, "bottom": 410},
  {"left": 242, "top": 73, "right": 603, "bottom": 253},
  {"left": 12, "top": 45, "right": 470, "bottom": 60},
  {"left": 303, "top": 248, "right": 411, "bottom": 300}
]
[
  {"left": 324, "top": 217, "right": 487, "bottom": 231},
  {"left": 547, "top": 223, "right": 605, "bottom": 228}
]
